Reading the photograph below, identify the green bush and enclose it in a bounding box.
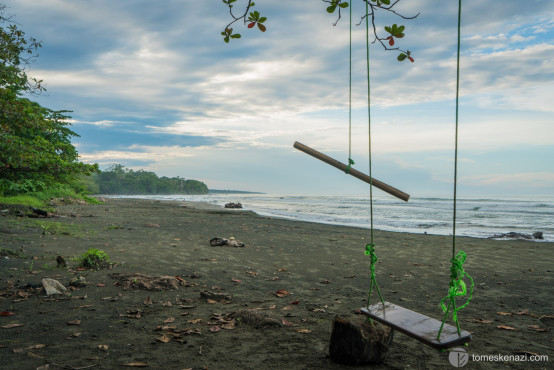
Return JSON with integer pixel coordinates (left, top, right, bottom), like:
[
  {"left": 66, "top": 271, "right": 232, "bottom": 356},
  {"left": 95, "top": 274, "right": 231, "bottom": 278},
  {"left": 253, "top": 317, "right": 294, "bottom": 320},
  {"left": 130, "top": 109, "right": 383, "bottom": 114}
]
[{"left": 78, "top": 248, "right": 110, "bottom": 270}]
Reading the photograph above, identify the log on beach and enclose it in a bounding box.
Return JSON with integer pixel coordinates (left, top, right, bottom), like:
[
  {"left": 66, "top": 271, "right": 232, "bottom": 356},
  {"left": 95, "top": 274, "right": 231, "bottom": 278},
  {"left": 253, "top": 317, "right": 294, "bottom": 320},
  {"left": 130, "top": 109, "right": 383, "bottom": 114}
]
[{"left": 329, "top": 315, "right": 394, "bottom": 365}]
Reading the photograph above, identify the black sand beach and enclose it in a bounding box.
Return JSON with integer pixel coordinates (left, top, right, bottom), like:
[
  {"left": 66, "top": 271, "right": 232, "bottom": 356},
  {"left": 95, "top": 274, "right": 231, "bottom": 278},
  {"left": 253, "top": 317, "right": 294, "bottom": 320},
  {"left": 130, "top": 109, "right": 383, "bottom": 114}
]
[{"left": 0, "top": 198, "right": 552, "bottom": 369}]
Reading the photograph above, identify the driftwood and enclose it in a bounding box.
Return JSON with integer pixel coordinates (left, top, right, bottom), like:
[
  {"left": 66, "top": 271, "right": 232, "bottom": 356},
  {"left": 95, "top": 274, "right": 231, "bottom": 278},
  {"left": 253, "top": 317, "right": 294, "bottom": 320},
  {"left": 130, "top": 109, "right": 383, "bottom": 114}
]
[
  {"left": 293, "top": 141, "right": 410, "bottom": 202},
  {"left": 329, "top": 315, "right": 394, "bottom": 365}
]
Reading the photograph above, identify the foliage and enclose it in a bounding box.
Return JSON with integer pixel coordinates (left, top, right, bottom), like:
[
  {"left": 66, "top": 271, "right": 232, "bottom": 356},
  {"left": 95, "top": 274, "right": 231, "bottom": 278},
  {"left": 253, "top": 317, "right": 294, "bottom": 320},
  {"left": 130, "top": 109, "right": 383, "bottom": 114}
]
[
  {"left": 94, "top": 164, "right": 209, "bottom": 195},
  {"left": 78, "top": 248, "right": 109, "bottom": 270},
  {"left": 220, "top": 0, "right": 418, "bottom": 62},
  {"left": 0, "top": 184, "right": 100, "bottom": 209},
  {"left": 0, "top": 5, "right": 98, "bottom": 197}
]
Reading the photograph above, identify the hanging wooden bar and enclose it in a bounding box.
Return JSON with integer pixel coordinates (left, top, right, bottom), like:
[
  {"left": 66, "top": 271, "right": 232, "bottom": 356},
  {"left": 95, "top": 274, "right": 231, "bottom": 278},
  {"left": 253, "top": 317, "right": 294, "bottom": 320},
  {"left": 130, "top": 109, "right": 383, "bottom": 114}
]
[{"left": 293, "top": 141, "right": 410, "bottom": 202}]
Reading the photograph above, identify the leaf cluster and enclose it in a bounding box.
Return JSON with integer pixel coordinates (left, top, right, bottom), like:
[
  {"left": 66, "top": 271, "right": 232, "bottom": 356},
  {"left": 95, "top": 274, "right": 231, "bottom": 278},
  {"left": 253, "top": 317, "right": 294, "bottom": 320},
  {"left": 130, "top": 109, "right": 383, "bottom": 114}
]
[
  {"left": 220, "top": 1, "right": 418, "bottom": 63},
  {"left": 221, "top": 0, "right": 266, "bottom": 43}
]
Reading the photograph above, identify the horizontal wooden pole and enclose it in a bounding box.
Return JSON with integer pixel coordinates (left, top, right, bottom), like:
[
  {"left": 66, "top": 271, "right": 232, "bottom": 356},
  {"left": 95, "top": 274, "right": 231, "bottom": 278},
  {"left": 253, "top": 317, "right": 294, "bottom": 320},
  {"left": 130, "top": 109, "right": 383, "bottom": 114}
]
[{"left": 293, "top": 141, "right": 410, "bottom": 202}]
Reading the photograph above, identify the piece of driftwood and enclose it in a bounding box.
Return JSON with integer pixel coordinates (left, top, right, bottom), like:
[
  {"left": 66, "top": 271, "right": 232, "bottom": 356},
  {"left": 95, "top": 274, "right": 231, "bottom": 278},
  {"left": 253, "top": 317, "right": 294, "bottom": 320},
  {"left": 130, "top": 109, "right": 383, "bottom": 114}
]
[
  {"left": 329, "top": 315, "right": 394, "bottom": 365},
  {"left": 293, "top": 141, "right": 410, "bottom": 202},
  {"left": 361, "top": 302, "right": 472, "bottom": 350}
]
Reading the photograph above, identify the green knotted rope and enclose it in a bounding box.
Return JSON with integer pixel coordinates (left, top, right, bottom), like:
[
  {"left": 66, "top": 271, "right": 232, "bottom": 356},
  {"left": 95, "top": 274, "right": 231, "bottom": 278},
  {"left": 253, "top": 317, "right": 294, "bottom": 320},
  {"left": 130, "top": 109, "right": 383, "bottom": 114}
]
[
  {"left": 365, "top": 243, "right": 385, "bottom": 310},
  {"left": 437, "top": 250, "right": 474, "bottom": 339},
  {"left": 344, "top": 158, "right": 355, "bottom": 173}
]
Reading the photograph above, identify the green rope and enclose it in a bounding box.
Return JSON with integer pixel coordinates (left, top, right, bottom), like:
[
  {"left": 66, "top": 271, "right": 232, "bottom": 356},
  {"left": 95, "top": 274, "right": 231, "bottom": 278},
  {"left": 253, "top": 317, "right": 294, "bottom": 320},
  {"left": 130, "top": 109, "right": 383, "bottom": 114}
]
[
  {"left": 437, "top": 0, "right": 473, "bottom": 341},
  {"left": 363, "top": 0, "right": 381, "bottom": 312},
  {"left": 365, "top": 243, "right": 385, "bottom": 308},
  {"left": 437, "top": 251, "right": 474, "bottom": 338},
  {"left": 345, "top": 1, "right": 354, "bottom": 174}
]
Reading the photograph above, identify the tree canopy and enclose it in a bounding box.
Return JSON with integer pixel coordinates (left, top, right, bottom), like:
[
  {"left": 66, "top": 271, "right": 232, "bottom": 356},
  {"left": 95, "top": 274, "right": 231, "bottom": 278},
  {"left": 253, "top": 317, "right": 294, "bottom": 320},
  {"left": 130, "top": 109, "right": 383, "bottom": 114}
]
[
  {"left": 0, "top": 5, "right": 98, "bottom": 196},
  {"left": 93, "top": 165, "right": 209, "bottom": 195}
]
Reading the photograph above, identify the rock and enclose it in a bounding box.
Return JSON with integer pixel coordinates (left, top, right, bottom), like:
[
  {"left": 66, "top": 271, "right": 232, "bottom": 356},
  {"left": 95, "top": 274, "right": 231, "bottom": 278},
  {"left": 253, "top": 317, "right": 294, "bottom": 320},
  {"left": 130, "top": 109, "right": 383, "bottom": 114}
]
[
  {"left": 490, "top": 232, "right": 533, "bottom": 240},
  {"left": 532, "top": 232, "right": 544, "bottom": 240},
  {"left": 224, "top": 202, "right": 243, "bottom": 209},
  {"left": 69, "top": 276, "right": 87, "bottom": 288},
  {"left": 329, "top": 315, "right": 394, "bottom": 365},
  {"left": 42, "top": 278, "right": 68, "bottom": 296}
]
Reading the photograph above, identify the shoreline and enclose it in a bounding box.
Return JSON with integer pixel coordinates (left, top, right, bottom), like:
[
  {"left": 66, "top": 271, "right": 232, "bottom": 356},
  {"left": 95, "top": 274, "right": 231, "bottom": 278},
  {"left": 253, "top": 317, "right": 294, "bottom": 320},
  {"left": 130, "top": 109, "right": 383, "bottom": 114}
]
[
  {"left": 101, "top": 194, "right": 552, "bottom": 242},
  {"left": 1, "top": 198, "right": 552, "bottom": 369}
]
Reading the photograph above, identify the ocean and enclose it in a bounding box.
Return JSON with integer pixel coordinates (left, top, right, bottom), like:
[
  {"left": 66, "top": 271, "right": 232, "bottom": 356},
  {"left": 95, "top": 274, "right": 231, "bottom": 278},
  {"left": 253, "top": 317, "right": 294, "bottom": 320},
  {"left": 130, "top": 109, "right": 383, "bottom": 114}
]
[{"left": 105, "top": 194, "right": 554, "bottom": 242}]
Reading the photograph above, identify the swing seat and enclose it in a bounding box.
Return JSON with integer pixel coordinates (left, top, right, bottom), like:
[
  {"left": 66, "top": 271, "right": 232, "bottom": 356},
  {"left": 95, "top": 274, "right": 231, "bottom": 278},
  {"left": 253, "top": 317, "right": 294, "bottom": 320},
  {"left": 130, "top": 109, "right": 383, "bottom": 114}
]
[{"left": 361, "top": 302, "right": 472, "bottom": 350}]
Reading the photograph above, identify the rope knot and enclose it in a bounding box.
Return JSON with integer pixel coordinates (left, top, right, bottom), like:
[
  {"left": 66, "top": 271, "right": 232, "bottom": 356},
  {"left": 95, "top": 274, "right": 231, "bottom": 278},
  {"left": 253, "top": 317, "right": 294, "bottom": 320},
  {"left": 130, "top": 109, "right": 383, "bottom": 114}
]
[
  {"left": 364, "top": 243, "right": 378, "bottom": 265},
  {"left": 440, "top": 250, "right": 474, "bottom": 321},
  {"left": 345, "top": 158, "right": 355, "bottom": 173}
]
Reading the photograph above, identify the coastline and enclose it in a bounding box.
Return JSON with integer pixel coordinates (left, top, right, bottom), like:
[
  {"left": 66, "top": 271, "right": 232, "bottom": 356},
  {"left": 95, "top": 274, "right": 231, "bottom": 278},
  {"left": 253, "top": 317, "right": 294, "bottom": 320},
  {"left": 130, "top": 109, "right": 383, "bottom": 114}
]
[{"left": 1, "top": 198, "right": 552, "bottom": 369}]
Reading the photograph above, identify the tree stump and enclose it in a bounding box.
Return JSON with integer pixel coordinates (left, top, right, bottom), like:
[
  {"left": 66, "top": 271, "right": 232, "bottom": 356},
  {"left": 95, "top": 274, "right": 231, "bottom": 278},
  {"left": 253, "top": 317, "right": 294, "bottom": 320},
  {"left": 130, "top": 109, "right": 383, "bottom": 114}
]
[{"left": 329, "top": 315, "right": 394, "bottom": 365}]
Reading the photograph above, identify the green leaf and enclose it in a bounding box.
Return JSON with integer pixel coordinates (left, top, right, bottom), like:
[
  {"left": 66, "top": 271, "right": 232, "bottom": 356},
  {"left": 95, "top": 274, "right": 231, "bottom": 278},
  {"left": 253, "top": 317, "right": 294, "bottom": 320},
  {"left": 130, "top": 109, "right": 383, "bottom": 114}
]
[
  {"left": 251, "top": 2, "right": 255, "bottom": 6},
  {"left": 384, "top": 26, "right": 392, "bottom": 34},
  {"left": 230, "top": 34, "right": 241, "bottom": 39},
  {"left": 339, "top": 2, "right": 349, "bottom": 8},
  {"left": 224, "top": 36, "right": 230, "bottom": 43},
  {"left": 258, "top": 17, "right": 267, "bottom": 23},
  {"left": 398, "top": 25, "right": 405, "bottom": 33},
  {"left": 382, "top": 0, "right": 391, "bottom": 4},
  {"left": 397, "top": 53, "right": 407, "bottom": 61},
  {"left": 327, "top": 6, "right": 336, "bottom": 13}
]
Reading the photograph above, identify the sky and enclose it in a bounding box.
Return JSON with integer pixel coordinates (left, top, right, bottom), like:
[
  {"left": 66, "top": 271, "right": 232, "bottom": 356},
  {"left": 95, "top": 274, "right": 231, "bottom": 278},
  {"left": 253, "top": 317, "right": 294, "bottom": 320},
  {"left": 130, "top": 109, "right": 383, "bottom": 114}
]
[{"left": 3, "top": 0, "right": 554, "bottom": 197}]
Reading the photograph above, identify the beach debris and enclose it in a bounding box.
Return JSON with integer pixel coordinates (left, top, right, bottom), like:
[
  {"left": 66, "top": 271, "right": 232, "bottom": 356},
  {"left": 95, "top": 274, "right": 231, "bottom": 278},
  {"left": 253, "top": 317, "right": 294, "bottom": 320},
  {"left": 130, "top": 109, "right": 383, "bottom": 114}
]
[
  {"left": 274, "top": 289, "right": 291, "bottom": 298},
  {"left": 497, "top": 325, "right": 517, "bottom": 330},
  {"left": 12, "top": 344, "right": 46, "bottom": 353},
  {"left": 111, "top": 273, "right": 189, "bottom": 291},
  {"left": 209, "top": 237, "right": 245, "bottom": 247},
  {"left": 467, "top": 318, "right": 493, "bottom": 324},
  {"left": 0, "top": 311, "right": 15, "bottom": 316},
  {"left": 245, "top": 270, "right": 258, "bottom": 277},
  {"left": 67, "top": 320, "right": 81, "bottom": 325},
  {"left": 56, "top": 255, "right": 66, "bottom": 268},
  {"left": 224, "top": 202, "right": 243, "bottom": 209},
  {"left": 124, "top": 309, "right": 142, "bottom": 319},
  {"left": 1, "top": 323, "right": 24, "bottom": 329},
  {"left": 329, "top": 315, "right": 394, "bottom": 365},
  {"left": 233, "top": 309, "right": 284, "bottom": 328},
  {"left": 528, "top": 325, "right": 549, "bottom": 332},
  {"left": 200, "top": 291, "right": 231, "bottom": 302},
  {"left": 42, "top": 278, "right": 68, "bottom": 296},
  {"left": 29, "top": 206, "right": 50, "bottom": 218},
  {"left": 121, "top": 362, "right": 149, "bottom": 367}
]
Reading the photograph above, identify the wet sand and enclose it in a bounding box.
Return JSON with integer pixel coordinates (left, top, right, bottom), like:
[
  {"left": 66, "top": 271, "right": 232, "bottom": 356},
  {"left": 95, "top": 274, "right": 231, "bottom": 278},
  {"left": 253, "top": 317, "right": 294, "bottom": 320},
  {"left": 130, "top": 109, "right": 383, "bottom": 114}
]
[{"left": 0, "top": 198, "right": 552, "bottom": 369}]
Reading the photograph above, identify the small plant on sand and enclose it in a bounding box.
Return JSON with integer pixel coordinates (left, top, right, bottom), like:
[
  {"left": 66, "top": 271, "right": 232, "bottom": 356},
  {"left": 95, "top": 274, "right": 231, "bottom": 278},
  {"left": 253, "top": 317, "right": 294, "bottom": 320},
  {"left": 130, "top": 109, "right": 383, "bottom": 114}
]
[{"left": 78, "top": 248, "right": 110, "bottom": 270}]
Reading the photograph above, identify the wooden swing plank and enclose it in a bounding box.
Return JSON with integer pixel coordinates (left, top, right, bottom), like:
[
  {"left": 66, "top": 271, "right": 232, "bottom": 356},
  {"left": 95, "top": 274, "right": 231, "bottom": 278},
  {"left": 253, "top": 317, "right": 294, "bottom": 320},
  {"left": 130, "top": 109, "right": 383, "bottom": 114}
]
[
  {"left": 360, "top": 302, "right": 472, "bottom": 350},
  {"left": 293, "top": 141, "right": 409, "bottom": 202}
]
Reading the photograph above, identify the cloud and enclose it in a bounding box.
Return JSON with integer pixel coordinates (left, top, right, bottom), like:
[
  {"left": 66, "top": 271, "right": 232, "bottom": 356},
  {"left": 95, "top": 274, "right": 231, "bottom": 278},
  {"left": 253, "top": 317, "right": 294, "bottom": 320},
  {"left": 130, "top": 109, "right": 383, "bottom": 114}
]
[{"left": 461, "top": 172, "right": 554, "bottom": 188}]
